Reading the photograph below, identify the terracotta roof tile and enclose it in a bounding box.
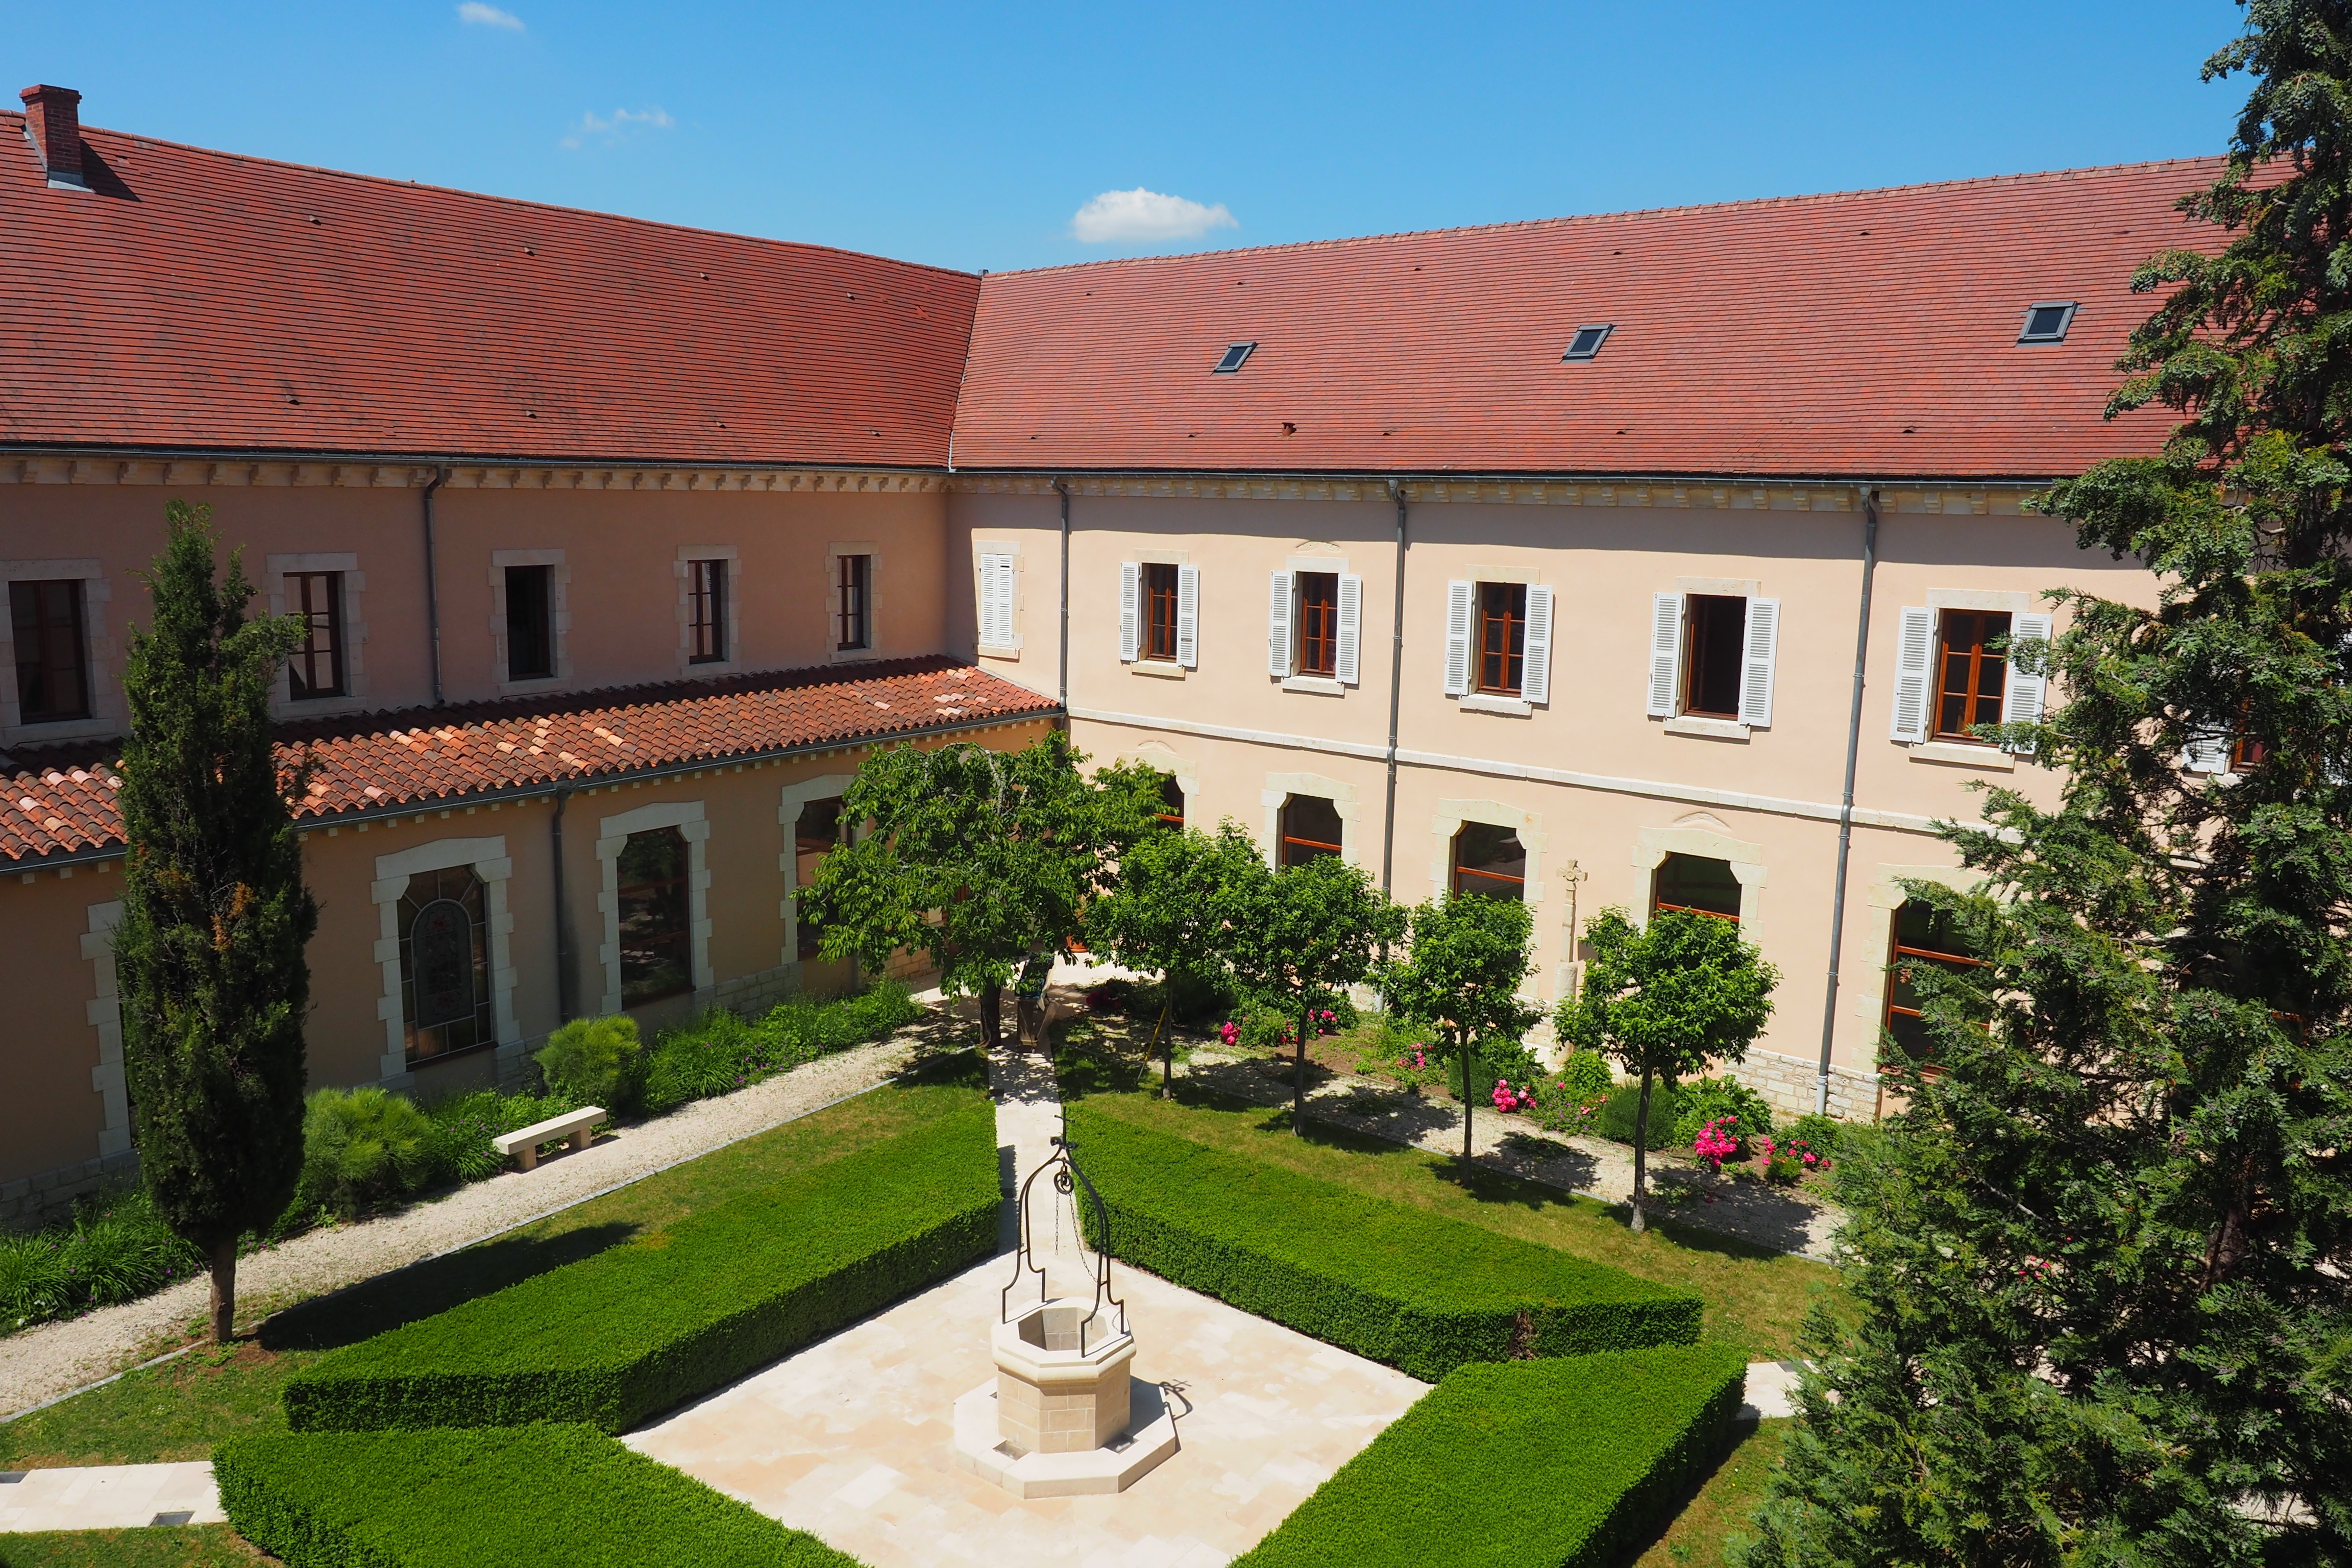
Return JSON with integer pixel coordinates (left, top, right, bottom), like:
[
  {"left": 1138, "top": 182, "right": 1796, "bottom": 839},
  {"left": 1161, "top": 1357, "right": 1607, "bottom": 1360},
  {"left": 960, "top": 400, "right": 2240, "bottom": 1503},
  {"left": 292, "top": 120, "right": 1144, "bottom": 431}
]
[{"left": 0, "top": 658, "right": 1057, "bottom": 864}]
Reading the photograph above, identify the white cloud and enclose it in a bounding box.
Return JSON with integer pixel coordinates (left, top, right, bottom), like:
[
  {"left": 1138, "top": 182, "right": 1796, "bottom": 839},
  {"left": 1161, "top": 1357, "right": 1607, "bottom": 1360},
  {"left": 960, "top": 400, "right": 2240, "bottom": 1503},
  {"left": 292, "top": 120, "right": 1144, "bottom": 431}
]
[
  {"left": 457, "top": 2, "right": 524, "bottom": 30},
  {"left": 1069, "top": 188, "right": 1238, "bottom": 245},
  {"left": 559, "top": 106, "right": 675, "bottom": 150}
]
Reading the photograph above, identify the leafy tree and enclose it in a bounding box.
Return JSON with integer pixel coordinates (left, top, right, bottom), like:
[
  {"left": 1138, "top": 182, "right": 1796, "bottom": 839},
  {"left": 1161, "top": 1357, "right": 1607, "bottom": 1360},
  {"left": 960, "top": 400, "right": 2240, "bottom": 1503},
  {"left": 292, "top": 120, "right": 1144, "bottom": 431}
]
[
  {"left": 1378, "top": 893, "right": 1541, "bottom": 1169},
  {"left": 800, "top": 732, "right": 1153, "bottom": 1051},
  {"left": 116, "top": 502, "right": 316, "bottom": 1343},
  {"left": 1086, "top": 822, "right": 1263, "bottom": 1092},
  {"left": 1743, "top": 11, "right": 2352, "bottom": 1561},
  {"left": 1555, "top": 908, "right": 1774, "bottom": 1232},
  {"left": 1221, "top": 849, "right": 1404, "bottom": 1135}
]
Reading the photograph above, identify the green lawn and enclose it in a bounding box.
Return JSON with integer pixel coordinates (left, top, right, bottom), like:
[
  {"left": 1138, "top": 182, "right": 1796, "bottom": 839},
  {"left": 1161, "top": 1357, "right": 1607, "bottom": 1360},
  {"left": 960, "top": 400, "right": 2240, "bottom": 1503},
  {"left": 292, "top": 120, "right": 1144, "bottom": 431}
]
[
  {"left": 0, "top": 1054, "right": 987, "bottom": 1471},
  {"left": 1635, "top": 1418, "right": 1788, "bottom": 1567},
  {"left": 0, "top": 1526, "right": 268, "bottom": 1567}
]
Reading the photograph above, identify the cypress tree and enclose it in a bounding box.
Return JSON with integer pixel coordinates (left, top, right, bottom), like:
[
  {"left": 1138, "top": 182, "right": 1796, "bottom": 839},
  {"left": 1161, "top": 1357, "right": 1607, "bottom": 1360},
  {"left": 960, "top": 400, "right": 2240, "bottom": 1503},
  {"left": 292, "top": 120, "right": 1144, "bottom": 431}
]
[
  {"left": 1741, "top": 9, "right": 2352, "bottom": 1562},
  {"left": 117, "top": 502, "right": 316, "bottom": 1344}
]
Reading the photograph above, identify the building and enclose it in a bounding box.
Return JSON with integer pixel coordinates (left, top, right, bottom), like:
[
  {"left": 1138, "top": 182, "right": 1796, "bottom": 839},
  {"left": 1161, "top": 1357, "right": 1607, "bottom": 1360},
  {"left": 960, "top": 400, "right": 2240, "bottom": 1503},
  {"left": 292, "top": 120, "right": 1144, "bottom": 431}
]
[{"left": 2, "top": 82, "right": 2217, "bottom": 1220}]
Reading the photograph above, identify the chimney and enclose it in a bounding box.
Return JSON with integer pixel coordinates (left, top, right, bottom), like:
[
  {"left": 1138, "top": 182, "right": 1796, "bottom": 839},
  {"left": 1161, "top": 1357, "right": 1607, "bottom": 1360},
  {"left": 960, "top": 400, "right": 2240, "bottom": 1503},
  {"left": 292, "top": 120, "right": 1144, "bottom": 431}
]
[{"left": 19, "top": 85, "right": 86, "bottom": 189}]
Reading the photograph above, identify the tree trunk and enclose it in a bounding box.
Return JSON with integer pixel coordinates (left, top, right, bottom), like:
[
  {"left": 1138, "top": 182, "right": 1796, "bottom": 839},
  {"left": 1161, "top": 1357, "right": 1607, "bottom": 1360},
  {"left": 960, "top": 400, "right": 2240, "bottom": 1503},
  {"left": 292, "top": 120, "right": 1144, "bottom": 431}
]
[
  {"left": 1153, "top": 998, "right": 1173, "bottom": 1095},
  {"left": 1461, "top": 1039, "right": 1476, "bottom": 1171},
  {"left": 1630, "top": 1068, "right": 1653, "bottom": 1234},
  {"left": 978, "top": 983, "right": 1003, "bottom": 1052},
  {"left": 207, "top": 1237, "right": 238, "bottom": 1344},
  {"left": 1293, "top": 1002, "right": 1311, "bottom": 1135}
]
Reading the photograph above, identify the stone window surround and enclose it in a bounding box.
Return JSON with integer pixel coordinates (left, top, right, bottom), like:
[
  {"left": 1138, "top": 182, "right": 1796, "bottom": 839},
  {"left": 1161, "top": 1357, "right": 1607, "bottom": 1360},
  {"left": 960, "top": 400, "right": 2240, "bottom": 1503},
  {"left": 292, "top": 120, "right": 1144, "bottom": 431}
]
[
  {"left": 776, "top": 773, "right": 859, "bottom": 968},
  {"left": 597, "top": 799, "right": 713, "bottom": 1015},
  {"left": 975, "top": 538, "right": 1023, "bottom": 660},
  {"left": 1261, "top": 770, "right": 1361, "bottom": 868},
  {"left": 1110, "top": 743, "right": 1200, "bottom": 831},
  {"left": 1631, "top": 820, "right": 1768, "bottom": 927},
  {"left": 0, "top": 557, "right": 119, "bottom": 746},
  {"left": 1430, "top": 797, "right": 1550, "bottom": 1004},
  {"left": 370, "top": 837, "right": 519, "bottom": 1085},
  {"left": 674, "top": 544, "right": 742, "bottom": 677},
  {"left": 81, "top": 897, "right": 130, "bottom": 1161},
  {"left": 1848, "top": 862, "right": 1989, "bottom": 1022},
  {"left": 266, "top": 551, "right": 370, "bottom": 718},
  {"left": 827, "top": 541, "right": 882, "bottom": 663},
  {"left": 488, "top": 548, "right": 572, "bottom": 694}
]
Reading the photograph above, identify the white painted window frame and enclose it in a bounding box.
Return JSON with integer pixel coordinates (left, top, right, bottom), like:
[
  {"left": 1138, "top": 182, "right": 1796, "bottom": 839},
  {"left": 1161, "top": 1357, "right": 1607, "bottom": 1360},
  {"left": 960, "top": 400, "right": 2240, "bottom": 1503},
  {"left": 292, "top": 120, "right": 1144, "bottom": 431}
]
[
  {"left": 777, "top": 774, "right": 859, "bottom": 968},
  {"left": 266, "top": 551, "right": 369, "bottom": 718},
  {"left": 597, "top": 800, "right": 712, "bottom": 1015},
  {"left": 489, "top": 548, "right": 572, "bottom": 694},
  {"left": 370, "top": 837, "right": 518, "bottom": 1084},
  {"left": 827, "top": 541, "right": 881, "bottom": 663},
  {"left": 1261, "top": 770, "right": 1361, "bottom": 868},
  {"left": 675, "top": 544, "right": 742, "bottom": 677},
  {"left": 0, "top": 557, "right": 119, "bottom": 746}
]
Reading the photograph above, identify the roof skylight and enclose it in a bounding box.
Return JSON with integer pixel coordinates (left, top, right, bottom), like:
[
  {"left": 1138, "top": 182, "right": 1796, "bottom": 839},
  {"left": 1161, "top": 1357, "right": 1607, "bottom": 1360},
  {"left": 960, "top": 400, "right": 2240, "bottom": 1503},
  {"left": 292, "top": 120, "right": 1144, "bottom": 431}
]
[
  {"left": 2018, "top": 302, "right": 2077, "bottom": 344},
  {"left": 1561, "top": 324, "right": 1613, "bottom": 361},
  {"left": 1213, "top": 341, "right": 1257, "bottom": 374}
]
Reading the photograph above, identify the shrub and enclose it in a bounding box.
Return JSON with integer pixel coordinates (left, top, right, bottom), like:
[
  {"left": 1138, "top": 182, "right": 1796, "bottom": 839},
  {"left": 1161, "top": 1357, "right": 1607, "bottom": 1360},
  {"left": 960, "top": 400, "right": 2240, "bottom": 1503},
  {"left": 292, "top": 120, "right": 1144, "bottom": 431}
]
[
  {"left": 1786, "top": 1111, "right": 1843, "bottom": 1159},
  {"left": 292, "top": 1087, "right": 443, "bottom": 1221},
  {"left": 1068, "top": 1108, "right": 1701, "bottom": 1380},
  {"left": 1598, "top": 1081, "right": 1684, "bottom": 1149},
  {"left": 283, "top": 1102, "right": 998, "bottom": 1432},
  {"left": 216, "top": 1422, "right": 859, "bottom": 1567},
  {"left": 419, "top": 1090, "right": 583, "bottom": 1185},
  {"left": 534, "top": 1015, "right": 643, "bottom": 1113},
  {"left": 1669, "top": 1075, "right": 1775, "bottom": 1160},
  {"left": 642, "top": 984, "right": 921, "bottom": 1114},
  {"left": 1443, "top": 1038, "right": 1542, "bottom": 1105},
  {"left": 1232, "top": 1343, "right": 1748, "bottom": 1568},
  {"left": 0, "top": 1188, "right": 204, "bottom": 1333},
  {"left": 1556, "top": 1049, "right": 1615, "bottom": 1101}
]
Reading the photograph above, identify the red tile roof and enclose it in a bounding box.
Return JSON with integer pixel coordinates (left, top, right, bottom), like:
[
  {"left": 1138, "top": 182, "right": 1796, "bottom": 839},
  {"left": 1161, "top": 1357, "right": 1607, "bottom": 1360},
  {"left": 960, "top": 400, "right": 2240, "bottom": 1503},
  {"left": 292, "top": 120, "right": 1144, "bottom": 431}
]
[
  {"left": 0, "top": 658, "right": 1057, "bottom": 864},
  {"left": 0, "top": 111, "right": 979, "bottom": 468},
  {"left": 952, "top": 160, "right": 2230, "bottom": 480}
]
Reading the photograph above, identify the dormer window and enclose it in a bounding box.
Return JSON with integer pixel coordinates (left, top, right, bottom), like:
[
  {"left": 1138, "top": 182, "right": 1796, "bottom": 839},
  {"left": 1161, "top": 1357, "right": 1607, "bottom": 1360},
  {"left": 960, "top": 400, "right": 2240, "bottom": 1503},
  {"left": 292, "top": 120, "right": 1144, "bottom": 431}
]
[{"left": 2018, "top": 302, "right": 2076, "bottom": 344}]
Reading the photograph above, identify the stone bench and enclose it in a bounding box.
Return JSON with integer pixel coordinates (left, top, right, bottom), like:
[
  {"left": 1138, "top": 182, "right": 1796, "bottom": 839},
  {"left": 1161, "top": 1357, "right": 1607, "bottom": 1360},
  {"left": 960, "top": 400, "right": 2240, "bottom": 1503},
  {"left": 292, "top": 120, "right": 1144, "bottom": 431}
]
[{"left": 493, "top": 1107, "right": 605, "bottom": 1171}]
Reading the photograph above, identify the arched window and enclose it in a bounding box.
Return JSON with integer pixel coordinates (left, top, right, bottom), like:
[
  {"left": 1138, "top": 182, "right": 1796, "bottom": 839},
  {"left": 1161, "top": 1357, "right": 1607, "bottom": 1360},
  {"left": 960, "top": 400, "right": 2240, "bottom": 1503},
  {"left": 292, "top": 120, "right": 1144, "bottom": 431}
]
[
  {"left": 794, "top": 798, "right": 846, "bottom": 961},
  {"left": 618, "top": 826, "right": 692, "bottom": 1006},
  {"left": 1451, "top": 823, "right": 1526, "bottom": 900},
  {"left": 1652, "top": 852, "right": 1740, "bottom": 922},
  {"left": 1279, "top": 794, "right": 1343, "bottom": 867},
  {"left": 1155, "top": 773, "right": 1185, "bottom": 829},
  {"left": 399, "top": 865, "right": 492, "bottom": 1064}
]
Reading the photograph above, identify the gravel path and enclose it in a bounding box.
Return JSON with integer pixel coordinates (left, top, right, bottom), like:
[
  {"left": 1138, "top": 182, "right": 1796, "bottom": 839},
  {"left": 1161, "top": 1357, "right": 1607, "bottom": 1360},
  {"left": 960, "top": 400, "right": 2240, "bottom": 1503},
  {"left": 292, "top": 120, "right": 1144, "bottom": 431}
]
[{"left": 0, "top": 1013, "right": 967, "bottom": 1420}]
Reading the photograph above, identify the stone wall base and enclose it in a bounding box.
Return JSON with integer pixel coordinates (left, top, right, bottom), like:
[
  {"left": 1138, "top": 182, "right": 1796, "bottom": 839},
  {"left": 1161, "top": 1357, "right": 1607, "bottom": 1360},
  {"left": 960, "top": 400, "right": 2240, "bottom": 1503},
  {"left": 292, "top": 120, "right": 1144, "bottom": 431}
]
[
  {"left": 1, "top": 1145, "right": 141, "bottom": 1232},
  {"left": 1727, "top": 1047, "right": 1879, "bottom": 1124}
]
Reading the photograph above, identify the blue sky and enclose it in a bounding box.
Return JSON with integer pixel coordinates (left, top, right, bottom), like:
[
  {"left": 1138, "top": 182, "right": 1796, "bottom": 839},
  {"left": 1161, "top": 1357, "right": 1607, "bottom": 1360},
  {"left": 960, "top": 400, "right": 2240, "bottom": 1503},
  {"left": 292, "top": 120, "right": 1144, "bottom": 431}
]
[{"left": 16, "top": 1, "right": 2246, "bottom": 273}]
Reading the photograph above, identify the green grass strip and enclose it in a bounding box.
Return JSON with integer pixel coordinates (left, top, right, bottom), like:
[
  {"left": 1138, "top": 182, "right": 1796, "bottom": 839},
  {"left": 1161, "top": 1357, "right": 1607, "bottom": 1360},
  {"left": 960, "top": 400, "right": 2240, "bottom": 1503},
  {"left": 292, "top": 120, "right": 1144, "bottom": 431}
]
[
  {"left": 283, "top": 1101, "right": 999, "bottom": 1433},
  {"left": 1234, "top": 1344, "right": 1749, "bottom": 1568},
  {"left": 1068, "top": 1108, "right": 1701, "bottom": 1381},
  {"left": 215, "top": 1423, "right": 864, "bottom": 1567}
]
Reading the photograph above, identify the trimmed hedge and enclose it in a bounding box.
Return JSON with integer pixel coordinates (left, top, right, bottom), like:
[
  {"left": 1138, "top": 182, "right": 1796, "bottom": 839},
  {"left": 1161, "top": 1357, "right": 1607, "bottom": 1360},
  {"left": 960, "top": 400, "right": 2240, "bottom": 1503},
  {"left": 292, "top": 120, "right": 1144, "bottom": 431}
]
[
  {"left": 1234, "top": 1343, "right": 1749, "bottom": 1568},
  {"left": 216, "top": 1422, "right": 864, "bottom": 1567},
  {"left": 1068, "top": 1109, "right": 1701, "bottom": 1380},
  {"left": 284, "top": 1101, "right": 998, "bottom": 1432}
]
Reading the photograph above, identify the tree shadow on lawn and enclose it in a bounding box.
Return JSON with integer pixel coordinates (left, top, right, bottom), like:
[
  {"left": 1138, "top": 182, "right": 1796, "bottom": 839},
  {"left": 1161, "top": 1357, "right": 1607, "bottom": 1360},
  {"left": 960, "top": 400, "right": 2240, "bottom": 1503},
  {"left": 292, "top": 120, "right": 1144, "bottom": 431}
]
[{"left": 257, "top": 1221, "right": 640, "bottom": 1352}]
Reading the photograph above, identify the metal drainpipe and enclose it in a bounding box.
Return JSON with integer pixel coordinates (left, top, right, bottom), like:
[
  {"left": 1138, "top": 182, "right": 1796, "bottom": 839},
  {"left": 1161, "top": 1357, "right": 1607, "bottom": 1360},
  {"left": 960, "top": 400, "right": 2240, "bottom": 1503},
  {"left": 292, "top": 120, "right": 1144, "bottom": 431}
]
[
  {"left": 1379, "top": 481, "right": 1410, "bottom": 895},
  {"left": 1053, "top": 478, "right": 1071, "bottom": 714},
  {"left": 551, "top": 783, "right": 575, "bottom": 1025},
  {"left": 421, "top": 464, "right": 449, "bottom": 705},
  {"left": 1815, "top": 485, "right": 1880, "bottom": 1115}
]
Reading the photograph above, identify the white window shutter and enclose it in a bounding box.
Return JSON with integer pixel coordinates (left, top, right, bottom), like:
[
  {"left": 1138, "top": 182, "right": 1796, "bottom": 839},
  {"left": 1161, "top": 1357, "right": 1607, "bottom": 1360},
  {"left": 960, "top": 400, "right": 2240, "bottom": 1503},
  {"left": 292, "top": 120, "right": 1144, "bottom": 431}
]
[
  {"left": 1646, "top": 593, "right": 1684, "bottom": 717},
  {"left": 1177, "top": 565, "right": 1200, "bottom": 669},
  {"left": 1266, "top": 570, "right": 1294, "bottom": 678},
  {"left": 978, "top": 554, "right": 1014, "bottom": 648},
  {"left": 2184, "top": 730, "right": 2230, "bottom": 774},
  {"left": 1890, "top": 606, "right": 1935, "bottom": 742},
  {"left": 1118, "top": 562, "right": 1140, "bottom": 663},
  {"left": 1335, "top": 573, "right": 1363, "bottom": 685},
  {"left": 2003, "top": 611, "right": 2052, "bottom": 752},
  {"left": 1522, "top": 585, "right": 1555, "bottom": 705},
  {"left": 1737, "top": 597, "right": 1779, "bottom": 728},
  {"left": 1443, "top": 580, "right": 1474, "bottom": 696}
]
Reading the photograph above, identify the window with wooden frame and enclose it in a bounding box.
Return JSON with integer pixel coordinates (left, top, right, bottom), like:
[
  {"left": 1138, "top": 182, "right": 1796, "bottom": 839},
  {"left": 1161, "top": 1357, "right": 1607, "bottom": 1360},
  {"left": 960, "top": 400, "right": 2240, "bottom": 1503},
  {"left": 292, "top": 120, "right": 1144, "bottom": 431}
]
[
  {"left": 9, "top": 578, "right": 91, "bottom": 723},
  {"left": 1295, "top": 572, "right": 1339, "bottom": 678},
  {"left": 1652, "top": 852, "right": 1741, "bottom": 922},
  {"left": 1934, "top": 609, "right": 2012, "bottom": 741},
  {"left": 1144, "top": 564, "right": 1180, "bottom": 662},
  {"left": 1451, "top": 823, "right": 1526, "bottom": 901},
  {"left": 398, "top": 865, "right": 494, "bottom": 1064},
  {"left": 794, "top": 798, "right": 847, "bottom": 961},
  {"left": 1883, "top": 901, "right": 1982, "bottom": 1070},
  {"left": 1476, "top": 582, "right": 1528, "bottom": 696},
  {"left": 1679, "top": 594, "right": 1747, "bottom": 719},
  {"left": 505, "top": 565, "right": 555, "bottom": 681},
  {"left": 688, "top": 558, "right": 729, "bottom": 665},
  {"left": 835, "top": 554, "right": 872, "bottom": 652},
  {"left": 1155, "top": 773, "right": 1185, "bottom": 829},
  {"left": 285, "top": 572, "right": 346, "bottom": 700},
  {"left": 1279, "top": 794, "right": 1343, "bottom": 868},
  {"left": 616, "top": 826, "right": 692, "bottom": 1005}
]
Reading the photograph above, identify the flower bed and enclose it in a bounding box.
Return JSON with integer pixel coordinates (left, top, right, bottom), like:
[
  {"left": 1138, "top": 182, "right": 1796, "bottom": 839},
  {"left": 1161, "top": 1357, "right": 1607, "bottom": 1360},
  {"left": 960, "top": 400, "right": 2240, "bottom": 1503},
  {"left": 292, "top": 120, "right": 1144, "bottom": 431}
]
[
  {"left": 1068, "top": 1108, "right": 1702, "bottom": 1380},
  {"left": 282, "top": 1101, "right": 998, "bottom": 1433},
  {"left": 216, "top": 1422, "right": 859, "bottom": 1568},
  {"left": 1231, "top": 1343, "right": 1749, "bottom": 1568}
]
